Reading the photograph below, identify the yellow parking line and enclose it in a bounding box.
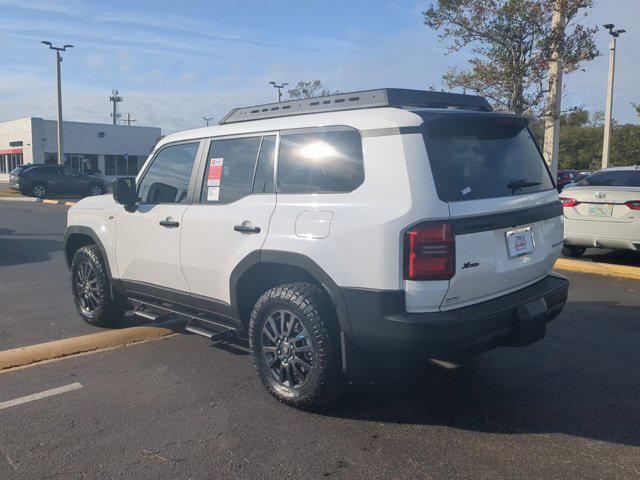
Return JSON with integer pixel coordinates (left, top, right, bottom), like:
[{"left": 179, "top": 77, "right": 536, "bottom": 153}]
[
  {"left": 554, "top": 258, "right": 640, "bottom": 281},
  {"left": 0, "top": 321, "right": 181, "bottom": 372},
  {"left": 64, "top": 201, "right": 76, "bottom": 206},
  {"left": 41, "top": 199, "right": 58, "bottom": 205}
]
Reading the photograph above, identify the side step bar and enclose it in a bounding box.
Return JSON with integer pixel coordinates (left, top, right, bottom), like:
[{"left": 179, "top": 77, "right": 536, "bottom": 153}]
[{"left": 129, "top": 298, "right": 237, "bottom": 342}]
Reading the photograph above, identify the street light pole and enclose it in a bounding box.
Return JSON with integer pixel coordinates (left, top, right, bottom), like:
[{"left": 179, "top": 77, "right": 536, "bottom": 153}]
[
  {"left": 203, "top": 116, "right": 214, "bottom": 127},
  {"left": 269, "top": 81, "right": 289, "bottom": 102},
  {"left": 601, "top": 24, "right": 625, "bottom": 169},
  {"left": 42, "top": 41, "right": 73, "bottom": 165}
]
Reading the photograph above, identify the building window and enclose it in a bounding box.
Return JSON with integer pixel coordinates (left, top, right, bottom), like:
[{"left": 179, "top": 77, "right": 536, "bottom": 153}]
[
  {"left": 105, "top": 155, "right": 141, "bottom": 176},
  {"left": 65, "top": 153, "right": 99, "bottom": 174},
  {"left": 1, "top": 153, "right": 24, "bottom": 174}
]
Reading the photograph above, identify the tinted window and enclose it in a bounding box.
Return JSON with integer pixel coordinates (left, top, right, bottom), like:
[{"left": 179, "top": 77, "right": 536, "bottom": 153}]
[
  {"left": 61, "top": 167, "right": 81, "bottom": 176},
  {"left": 418, "top": 112, "right": 554, "bottom": 201},
  {"left": 29, "top": 166, "right": 59, "bottom": 175},
  {"left": 253, "top": 135, "right": 276, "bottom": 193},
  {"left": 577, "top": 170, "right": 640, "bottom": 187},
  {"left": 138, "top": 142, "right": 199, "bottom": 204},
  {"left": 200, "top": 136, "right": 262, "bottom": 203},
  {"left": 277, "top": 127, "right": 364, "bottom": 193}
]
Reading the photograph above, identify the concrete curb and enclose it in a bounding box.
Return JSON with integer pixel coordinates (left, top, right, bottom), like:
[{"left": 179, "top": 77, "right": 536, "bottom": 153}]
[
  {"left": 0, "top": 321, "right": 181, "bottom": 372},
  {"left": 38, "top": 198, "right": 77, "bottom": 206},
  {"left": 554, "top": 258, "right": 640, "bottom": 281},
  {"left": 0, "top": 196, "right": 37, "bottom": 202},
  {"left": 0, "top": 197, "right": 76, "bottom": 205}
]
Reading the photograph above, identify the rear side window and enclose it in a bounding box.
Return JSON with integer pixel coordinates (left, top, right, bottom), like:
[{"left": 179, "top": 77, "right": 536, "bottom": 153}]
[
  {"left": 418, "top": 112, "right": 554, "bottom": 202},
  {"left": 138, "top": 142, "right": 199, "bottom": 204},
  {"left": 277, "top": 127, "right": 364, "bottom": 193},
  {"left": 29, "top": 166, "right": 59, "bottom": 175},
  {"left": 200, "top": 136, "right": 263, "bottom": 203},
  {"left": 578, "top": 170, "right": 640, "bottom": 187}
]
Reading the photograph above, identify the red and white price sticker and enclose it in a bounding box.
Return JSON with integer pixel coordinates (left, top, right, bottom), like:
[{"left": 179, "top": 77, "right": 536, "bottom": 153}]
[{"left": 207, "top": 157, "right": 223, "bottom": 201}]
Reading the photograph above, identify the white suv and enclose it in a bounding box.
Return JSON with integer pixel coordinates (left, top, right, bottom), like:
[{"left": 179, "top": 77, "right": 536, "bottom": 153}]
[{"left": 63, "top": 89, "right": 568, "bottom": 408}]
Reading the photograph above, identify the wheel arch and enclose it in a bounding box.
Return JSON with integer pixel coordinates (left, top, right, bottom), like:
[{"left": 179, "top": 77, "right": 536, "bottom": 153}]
[
  {"left": 63, "top": 226, "right": 113, "bottom": 280},
  {"left": 230, "top": 250, "right": 352, "bottom": 337}
]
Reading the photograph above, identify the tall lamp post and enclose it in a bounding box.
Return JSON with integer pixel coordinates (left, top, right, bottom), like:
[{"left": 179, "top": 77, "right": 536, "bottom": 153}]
[
  {"left": 41, "top": 41, "right": 73, "bottom": 165},
  {"left": 269, "top": 81, "right": 289, "bottom": 102},
  {"left": 601, "top": 24, "right": 625, "bottom": 169}
]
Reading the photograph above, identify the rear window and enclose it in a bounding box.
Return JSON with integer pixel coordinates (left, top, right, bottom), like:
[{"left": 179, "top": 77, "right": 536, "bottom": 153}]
[
  {"left": 417, "top": 112, "right": 554, "bottom": 202},
  {"left": 577, "top": 169, "right": 640, "bottom": 187}
]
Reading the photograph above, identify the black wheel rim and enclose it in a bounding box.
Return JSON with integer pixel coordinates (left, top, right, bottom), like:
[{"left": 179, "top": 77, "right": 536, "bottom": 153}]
[
  {"left": 261, "top": 310, "right": 314, "bottom": 389},
  {"left": 90, "top": 186, "right": 102, "bottom": 195},
  {"left": 74, "top": 260, "right": 100, "bottom": 315}
]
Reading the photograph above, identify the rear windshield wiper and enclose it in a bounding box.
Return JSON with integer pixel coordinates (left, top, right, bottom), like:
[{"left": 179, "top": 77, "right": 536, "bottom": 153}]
[{"left": 507, "top": 179, "right": 542, "bottom": 194}]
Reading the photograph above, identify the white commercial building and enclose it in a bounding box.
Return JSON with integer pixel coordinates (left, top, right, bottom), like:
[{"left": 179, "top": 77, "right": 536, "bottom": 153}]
[{"left": 0, "top": 117, "right": 162, "bottom": 181}]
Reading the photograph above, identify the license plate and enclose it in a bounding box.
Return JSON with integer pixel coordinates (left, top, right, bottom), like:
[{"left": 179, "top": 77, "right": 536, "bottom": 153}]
[
  {"left": 506, "top": 227, "right": 534, "bottom": 258},
  {"left": 587, "top": 204, "right": 613, "bottom": 217}
]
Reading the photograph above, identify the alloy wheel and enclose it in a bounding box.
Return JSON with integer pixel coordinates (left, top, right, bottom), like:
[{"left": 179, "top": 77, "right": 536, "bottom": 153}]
[
  {"left": 33, "top": 185, "right": 45, "bottom": 197},
  {"left": 90, "top": 185, "right": 103, "bottom": 196},
  {"left": 74, "top": 260, "right": 100, "bottom": 314},
  {"left": 261, "top": 310, "right": 315, "bottom": 389}
]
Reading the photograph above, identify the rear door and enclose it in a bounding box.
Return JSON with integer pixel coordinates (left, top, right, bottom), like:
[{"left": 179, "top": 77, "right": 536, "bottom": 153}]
[
  {"left": 180, "top": 133, "right": 278, "bottom": 309},
  {"left": 418, "top": 112, "right": 563, "bottom": 309}
]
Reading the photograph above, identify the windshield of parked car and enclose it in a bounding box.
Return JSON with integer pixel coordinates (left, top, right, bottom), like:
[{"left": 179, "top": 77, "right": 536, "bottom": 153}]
[
  {"left": 577, "top": 169, "right": 640, "bottom": 187},
  {"left": 416, "top": 111, "right": 555, "bottom": 201}
]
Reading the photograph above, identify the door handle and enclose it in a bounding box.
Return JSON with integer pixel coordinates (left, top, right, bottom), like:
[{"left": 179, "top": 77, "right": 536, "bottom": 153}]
[
  {"left": 159, "top": 219, "right": 180, "bottom": 228},
  {"left": 234, "top": 224, "right": 261, "bottom": 234}
]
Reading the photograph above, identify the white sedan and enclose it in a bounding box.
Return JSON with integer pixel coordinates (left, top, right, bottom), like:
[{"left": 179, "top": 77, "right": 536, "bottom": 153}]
[{"left": 560, "top": 166, "right": 640, "bottom": 257}]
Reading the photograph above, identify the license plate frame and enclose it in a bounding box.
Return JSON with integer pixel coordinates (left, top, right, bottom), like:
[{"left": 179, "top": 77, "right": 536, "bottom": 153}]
[
  {"left": 505, "top": 227, "right": 534, "bottom": 258},
  {"left": 587, "top": 203, "right": 613, "bottom": 217}
]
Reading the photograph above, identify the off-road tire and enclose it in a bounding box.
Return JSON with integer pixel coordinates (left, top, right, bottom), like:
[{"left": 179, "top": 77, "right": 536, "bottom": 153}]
[
  {"left": 70, "top": 245, "right": 127, "bottom": 327},
  {"left": 249, "top": 282, "right": 344, "bottom": 409},
  {"left": 562, "top": 245, "right": 586, "bottom": 258}
]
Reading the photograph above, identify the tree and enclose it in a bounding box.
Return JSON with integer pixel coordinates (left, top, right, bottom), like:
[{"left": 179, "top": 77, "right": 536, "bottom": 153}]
[
  {"left": 632, "top": 103, "right": 640, "bottom": 122},
  {"left": 288, "top": 80, "right": 341, "bottom": 99},
  {"left": 423, "top": 0, "right": 599, "bottom": 115}
]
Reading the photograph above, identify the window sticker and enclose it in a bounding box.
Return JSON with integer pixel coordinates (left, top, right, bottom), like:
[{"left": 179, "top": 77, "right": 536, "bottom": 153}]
[
  {"left": 461, "top": 186, "right": 472, "bottom": 196},
  {"left": 207, "top": 186, "right": 220, "bottom": 201},
  {"left": 207, "top": 157, "right": 224, "bottom": 187}
]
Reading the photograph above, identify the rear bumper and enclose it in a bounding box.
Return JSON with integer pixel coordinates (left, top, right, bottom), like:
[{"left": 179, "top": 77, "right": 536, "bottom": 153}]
[
  {"left": 342, "top": 274, "right": 568, "bottom": 358},
  {"left": 564, "top": 218, "right": 640, "bottom": 251}
]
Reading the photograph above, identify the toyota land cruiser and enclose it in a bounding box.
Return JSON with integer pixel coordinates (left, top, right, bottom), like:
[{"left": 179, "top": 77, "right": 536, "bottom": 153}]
[{"left": 63, "top": 88, "right": 568, "bottom": 408}]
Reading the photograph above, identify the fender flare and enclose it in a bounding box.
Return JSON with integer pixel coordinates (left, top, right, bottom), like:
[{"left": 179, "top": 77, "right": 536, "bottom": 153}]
[
  {"left": 230, "top": 250, "right": 353, "bottom": 336},
  {"left": 62, "top": 225, "right": 114, "bottom": 281}
]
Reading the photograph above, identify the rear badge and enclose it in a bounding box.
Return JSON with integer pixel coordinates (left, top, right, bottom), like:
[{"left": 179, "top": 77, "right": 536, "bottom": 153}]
[{"left": 462, "top": 261, "right": 479, "bottom": 269}]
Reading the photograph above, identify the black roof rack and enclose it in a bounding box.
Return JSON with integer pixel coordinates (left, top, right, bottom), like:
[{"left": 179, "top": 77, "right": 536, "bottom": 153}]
[{"left": 218, "top": 88, "right": 492, "bottom": 125}]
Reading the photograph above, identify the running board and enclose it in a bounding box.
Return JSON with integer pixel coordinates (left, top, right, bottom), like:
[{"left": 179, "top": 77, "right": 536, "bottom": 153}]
[
  {"left": 185, "top": 323, "right": 235, "bottom": 342},
  {"left": 128, "top": 297, "right": 237, "bottom": 342}
]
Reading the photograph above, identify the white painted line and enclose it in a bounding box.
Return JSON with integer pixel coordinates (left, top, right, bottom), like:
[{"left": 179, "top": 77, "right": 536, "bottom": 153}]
[{"left": 0, "top": 382, "right": 83, "bottom": 411}]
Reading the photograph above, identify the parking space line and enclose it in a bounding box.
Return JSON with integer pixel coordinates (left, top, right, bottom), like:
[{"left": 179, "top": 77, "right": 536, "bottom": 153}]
[
  {"left": 0, "top": 382, "right": 83, "bottom": 411},
  {"left": 554, "top": 258, "right": 640, "bottom": 281}
]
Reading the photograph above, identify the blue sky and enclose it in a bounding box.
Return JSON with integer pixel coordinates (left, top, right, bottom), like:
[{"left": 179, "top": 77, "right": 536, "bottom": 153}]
[{"left": 0, "top": 0, "right": 638, "bottom": 133}]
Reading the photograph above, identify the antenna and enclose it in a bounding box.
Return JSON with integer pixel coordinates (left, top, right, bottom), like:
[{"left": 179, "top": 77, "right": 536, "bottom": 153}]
[
  {"left": 122, "top": 113, "right": 137, "bottom": 126},
  {"left": 109, "top": 89, "right": 123, "bottom": 125}
]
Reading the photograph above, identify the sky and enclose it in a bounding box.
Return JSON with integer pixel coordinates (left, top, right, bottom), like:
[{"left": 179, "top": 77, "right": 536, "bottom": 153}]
[{"left": 0, "top": 0, "right": 638, "bottom": 133}]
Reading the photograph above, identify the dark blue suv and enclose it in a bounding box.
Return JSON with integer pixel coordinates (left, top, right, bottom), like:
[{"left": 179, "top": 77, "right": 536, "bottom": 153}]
[{"left": 9, "top": 165, "right": 108, "bottom": 198}]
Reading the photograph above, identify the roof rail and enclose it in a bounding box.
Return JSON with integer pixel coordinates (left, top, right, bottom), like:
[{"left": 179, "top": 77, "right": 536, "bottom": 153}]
[{"left": 218, "top": 88, "right": 492, "bottom": 125}]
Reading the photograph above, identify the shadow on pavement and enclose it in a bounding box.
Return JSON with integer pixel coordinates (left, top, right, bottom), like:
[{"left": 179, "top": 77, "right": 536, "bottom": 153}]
[
  {"left": 322, "top": 300, "right": 640, "bottom": 449},
  {"left": 0, "top": 238, "right": 62, "bottom": 267}
]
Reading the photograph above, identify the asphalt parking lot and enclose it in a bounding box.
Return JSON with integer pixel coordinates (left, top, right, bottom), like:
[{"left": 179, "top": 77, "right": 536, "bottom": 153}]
[{"left": 1, "top": 200, "right": 639, "bottom": 479}]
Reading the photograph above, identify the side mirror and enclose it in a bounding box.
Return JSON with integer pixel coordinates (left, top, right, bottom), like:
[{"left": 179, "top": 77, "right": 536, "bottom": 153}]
[{"left": 113, "top": 177, "right": 137, "bottom": 209}]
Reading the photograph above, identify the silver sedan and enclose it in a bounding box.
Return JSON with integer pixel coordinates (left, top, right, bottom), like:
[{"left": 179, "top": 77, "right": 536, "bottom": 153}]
[{"left": 560, "top": 166, "right": 640, "bottom": 257}]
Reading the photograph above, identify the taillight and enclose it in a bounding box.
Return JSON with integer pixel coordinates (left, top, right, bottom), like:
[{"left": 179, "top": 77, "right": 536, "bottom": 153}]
[
  {"left": 560, "top": 197, "right": 579, "bottom": 208},
  {"left": 403, "top": 222, "right": 455, "bottom": 280},
  {"left": 624, "top": 200, "right": 640, "bottom": 210}
]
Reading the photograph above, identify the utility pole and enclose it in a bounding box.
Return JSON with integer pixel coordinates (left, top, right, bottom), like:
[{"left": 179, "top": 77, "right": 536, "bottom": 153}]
[
  {"left": 202, "top": 116, "right": 214, "bottom": 127},
  {"left": 41, "top": 41, "right": 73, "bottom": 165},
  {"left": 269, "top": 81, "right": 289, "bottom": 102},
  {"left": 601, "top": 24, "right": 625, "bottom": 169},
  {"left": 543, "top": 1, "right": 565, "bottom": 179},
  {"left": 109, "top": 89, "right": 123, "bottom": 125},
  {"left": 122, "top": 113, "right": 137, "bottom": 126}
]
